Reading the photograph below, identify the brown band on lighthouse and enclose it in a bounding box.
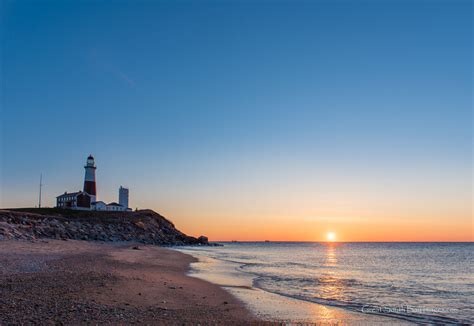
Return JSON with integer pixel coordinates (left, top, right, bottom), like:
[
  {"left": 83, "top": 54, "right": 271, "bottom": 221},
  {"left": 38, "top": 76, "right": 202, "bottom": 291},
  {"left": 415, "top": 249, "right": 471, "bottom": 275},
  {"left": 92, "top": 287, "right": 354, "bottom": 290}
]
[{"left": 84, "top": 181, "right": 96, "bottom": 196}]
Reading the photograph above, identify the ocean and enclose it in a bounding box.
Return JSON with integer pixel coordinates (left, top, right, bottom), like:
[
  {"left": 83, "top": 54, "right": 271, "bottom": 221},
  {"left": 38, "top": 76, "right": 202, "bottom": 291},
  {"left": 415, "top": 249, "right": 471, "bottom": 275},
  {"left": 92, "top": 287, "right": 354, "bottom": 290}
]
[{"left": 177, "top": 242, "right": 473, "bottom": 324}]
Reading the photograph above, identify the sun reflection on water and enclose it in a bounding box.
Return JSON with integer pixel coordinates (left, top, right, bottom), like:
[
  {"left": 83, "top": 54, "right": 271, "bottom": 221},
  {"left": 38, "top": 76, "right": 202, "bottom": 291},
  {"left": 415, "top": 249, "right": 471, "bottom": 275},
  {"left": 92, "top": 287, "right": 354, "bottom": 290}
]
[
  {"left": 324, "top": 244, "right": 338, "bottom": 267},
  {"left": 318, "top": 243, "right": 347, "bottom": 302}
]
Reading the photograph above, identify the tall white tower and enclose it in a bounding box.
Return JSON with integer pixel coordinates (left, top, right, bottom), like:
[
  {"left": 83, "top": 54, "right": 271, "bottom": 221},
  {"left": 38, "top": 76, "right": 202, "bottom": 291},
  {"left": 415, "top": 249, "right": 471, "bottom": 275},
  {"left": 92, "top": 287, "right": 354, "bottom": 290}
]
[
  {"left": 119, "top": 186, "right": 129, "bottom": 209},
  {"left": 83, "top": 155, "right": 97, "bottom": 203}
]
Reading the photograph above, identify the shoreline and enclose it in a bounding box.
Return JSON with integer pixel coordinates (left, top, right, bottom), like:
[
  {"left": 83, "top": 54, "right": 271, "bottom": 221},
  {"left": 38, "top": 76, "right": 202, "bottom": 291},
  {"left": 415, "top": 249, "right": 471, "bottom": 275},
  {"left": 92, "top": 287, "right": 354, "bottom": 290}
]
[
  {"left": 176, "top": 247, "right": 412, "bottom": 325},
  {"left": 0, "top": 239, "right": 260, "bottom": 325}
]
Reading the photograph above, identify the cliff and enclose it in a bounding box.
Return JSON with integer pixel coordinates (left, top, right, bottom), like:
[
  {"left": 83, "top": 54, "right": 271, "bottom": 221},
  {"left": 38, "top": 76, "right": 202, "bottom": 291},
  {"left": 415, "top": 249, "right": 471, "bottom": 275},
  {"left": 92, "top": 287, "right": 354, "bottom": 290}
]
[{"left": 0, "top": 208, "right": 209, "bottom": 246}]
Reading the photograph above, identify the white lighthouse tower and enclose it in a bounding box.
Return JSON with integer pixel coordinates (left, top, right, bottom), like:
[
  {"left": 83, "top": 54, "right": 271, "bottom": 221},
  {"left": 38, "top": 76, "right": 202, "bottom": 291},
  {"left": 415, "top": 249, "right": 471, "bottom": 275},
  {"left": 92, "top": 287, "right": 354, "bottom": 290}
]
[
  {"left": 83, "top": 155, "right": 97, "bottom": 202},
  {"left": 119, "top": 186, "right": 129, "bottom": 209}
]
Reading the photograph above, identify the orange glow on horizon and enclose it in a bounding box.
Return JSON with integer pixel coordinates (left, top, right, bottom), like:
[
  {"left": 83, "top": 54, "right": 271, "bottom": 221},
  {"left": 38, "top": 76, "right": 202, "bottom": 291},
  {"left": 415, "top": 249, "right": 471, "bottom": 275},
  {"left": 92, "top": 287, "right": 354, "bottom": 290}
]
[{"left": 169, "top": 211, "right": 474, "bottom": 243}]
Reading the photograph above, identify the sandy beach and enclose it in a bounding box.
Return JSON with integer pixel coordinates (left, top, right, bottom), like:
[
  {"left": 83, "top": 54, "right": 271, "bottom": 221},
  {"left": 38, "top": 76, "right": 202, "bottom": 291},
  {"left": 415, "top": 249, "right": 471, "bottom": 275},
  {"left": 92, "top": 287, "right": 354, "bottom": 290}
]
[
  {"left": 0, "top": 240, "right": 259, "bottom": 325},
  {"left": 0, "top": 238, "right": 415, "bottom": 325}
]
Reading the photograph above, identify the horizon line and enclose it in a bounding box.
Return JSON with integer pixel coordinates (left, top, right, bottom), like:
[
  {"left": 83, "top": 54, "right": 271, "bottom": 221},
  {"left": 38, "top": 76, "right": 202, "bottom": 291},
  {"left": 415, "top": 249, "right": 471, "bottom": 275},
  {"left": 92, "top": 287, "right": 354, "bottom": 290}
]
[{"left": 211, "top": 240, "right": 474, "bottom": 243}]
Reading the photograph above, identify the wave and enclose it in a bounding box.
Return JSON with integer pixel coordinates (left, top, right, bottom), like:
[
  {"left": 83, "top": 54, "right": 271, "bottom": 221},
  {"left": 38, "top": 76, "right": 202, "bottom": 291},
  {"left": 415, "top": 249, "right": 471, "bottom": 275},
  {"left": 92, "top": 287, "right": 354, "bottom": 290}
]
[
  {"left": 180, "top": 245, "right": 473, "bottom": 324},
  {"left": 234, "top": 262, "right": 470, "bottom": 324},
  {"left": 252, "top": 277, "right": 467, "bottom": 325}
]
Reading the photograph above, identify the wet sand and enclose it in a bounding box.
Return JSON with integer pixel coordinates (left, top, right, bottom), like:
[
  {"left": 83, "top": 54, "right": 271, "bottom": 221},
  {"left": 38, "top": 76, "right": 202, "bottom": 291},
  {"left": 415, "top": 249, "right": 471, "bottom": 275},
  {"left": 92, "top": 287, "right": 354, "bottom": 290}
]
[{"left": 0, "top": 240, "right": 260, "bottom": 325}]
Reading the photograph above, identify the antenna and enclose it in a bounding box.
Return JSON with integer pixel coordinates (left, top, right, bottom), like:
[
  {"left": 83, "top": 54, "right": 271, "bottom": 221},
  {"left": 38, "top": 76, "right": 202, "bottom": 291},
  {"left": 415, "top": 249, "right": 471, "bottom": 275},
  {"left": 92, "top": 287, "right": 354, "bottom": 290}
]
[{"left": 38, "top": 174, "right": 43, "bottom": 208}]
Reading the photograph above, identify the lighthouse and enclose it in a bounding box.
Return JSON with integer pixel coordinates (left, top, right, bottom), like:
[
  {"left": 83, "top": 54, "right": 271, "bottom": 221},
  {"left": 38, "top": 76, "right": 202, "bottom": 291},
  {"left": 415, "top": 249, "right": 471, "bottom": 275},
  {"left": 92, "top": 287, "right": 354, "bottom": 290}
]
[
  {"left": 83, "top": 155, "right": 97, "bottom": 202},
  {"left": 56, "top": 155, "right": 131, "bottom": 211}
]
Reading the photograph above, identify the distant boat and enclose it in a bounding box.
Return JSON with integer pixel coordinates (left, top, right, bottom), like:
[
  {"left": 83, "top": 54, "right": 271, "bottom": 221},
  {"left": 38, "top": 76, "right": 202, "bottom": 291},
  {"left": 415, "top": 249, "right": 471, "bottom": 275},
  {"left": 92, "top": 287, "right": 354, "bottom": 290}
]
[
  {"left": 231, "top": 240, "right": 238, "bottom": 243},
  {"left": 265, "top": 240, "right": 270, "bottom": 242}
]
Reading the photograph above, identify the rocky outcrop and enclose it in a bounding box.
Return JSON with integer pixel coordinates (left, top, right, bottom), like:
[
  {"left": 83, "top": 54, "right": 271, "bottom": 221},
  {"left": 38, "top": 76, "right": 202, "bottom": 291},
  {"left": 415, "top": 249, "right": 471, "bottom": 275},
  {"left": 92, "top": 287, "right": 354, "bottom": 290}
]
[{"left": 0, "top": 209, "right": 210, "bottom": 246}]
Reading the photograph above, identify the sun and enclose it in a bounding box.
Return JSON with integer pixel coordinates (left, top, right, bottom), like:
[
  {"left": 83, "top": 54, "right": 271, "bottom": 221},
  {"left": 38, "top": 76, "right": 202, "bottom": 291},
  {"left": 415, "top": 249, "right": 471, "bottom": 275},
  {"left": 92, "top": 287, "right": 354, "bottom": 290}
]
[{"left": 326, "top": 232, "right": 336, "bottom": 242}]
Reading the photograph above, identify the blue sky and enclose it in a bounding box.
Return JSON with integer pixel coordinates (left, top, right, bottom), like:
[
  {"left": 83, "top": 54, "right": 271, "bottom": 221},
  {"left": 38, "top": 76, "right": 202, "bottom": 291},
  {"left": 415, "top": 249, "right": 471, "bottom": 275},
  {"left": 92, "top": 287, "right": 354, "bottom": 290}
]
[{"left": 1, "top": 0, "right": 472, "bottom": 239}]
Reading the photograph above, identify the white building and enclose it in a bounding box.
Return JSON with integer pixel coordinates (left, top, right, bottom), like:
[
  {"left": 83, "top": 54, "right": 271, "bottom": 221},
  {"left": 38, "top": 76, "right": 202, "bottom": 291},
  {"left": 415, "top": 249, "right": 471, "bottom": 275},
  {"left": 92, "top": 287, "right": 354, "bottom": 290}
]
[
  {"left": 90, "top": 187, "right": 131, "bottom": 211},
  {"left": 106, "top": 202, "right": 128, "bottom": 211},
  {"left": 119, "top": 186, "right": 129, "bottom": 209},
  {"left": 91, "top": 201, "right": 107, "bottom": 211},
  {"left": 91, "top": 200, "right": 129, "bottom": 211}
]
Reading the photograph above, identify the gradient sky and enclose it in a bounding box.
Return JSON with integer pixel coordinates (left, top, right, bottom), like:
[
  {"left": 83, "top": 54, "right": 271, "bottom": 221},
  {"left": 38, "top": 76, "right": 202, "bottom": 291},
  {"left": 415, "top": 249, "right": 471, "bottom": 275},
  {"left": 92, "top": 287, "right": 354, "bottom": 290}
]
[{"left": 1, "top": 0, "right": 472, "bottom": 241}]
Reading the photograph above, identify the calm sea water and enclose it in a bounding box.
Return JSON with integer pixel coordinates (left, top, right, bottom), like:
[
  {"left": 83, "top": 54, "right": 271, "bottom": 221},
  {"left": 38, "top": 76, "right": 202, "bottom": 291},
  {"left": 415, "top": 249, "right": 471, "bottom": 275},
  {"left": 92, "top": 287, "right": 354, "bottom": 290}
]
[{"left": 181, "top": 242, "right": 473, "bottom": 324}]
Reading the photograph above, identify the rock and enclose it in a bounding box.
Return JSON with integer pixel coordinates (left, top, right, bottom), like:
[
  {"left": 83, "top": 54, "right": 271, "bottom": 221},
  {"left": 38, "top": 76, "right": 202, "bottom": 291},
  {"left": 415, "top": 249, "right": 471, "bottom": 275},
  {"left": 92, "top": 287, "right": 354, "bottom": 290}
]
[
  {"left": 134, "top": 221, "right": 145, "bottom": 229},
  {"left": 0, "top": 209, "right": 211, "bottom": 246}
]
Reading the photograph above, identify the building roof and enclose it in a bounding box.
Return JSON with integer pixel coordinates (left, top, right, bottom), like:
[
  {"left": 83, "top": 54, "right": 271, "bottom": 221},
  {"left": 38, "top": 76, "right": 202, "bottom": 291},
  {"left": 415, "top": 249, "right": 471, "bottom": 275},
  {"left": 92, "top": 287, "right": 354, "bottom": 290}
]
[
  {"left": 91, "top": 201, "right": 106, "bottom": 205},
  {"left": 57, "top": 191, "right": 85, "bottom": 198},
  {"left": 107, "top": 202, "right": 123, "bottom": 207}
]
